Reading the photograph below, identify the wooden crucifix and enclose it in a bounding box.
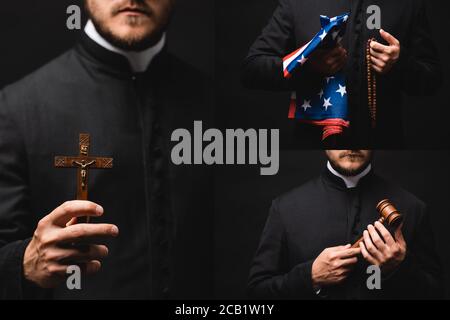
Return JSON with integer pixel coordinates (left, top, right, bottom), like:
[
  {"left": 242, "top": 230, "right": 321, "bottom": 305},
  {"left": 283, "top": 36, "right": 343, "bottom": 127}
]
[{"left": 54, "top": 133, "right": 113, "bottom": 222}]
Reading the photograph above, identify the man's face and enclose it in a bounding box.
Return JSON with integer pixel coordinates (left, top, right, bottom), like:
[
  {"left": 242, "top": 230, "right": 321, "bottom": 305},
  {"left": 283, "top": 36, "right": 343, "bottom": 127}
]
[
  {"left": 326, "top": 150, "right": 373, "bottom": 177},
  {"left": 86, "top": 0, "right": 175, "bottom": 51}
]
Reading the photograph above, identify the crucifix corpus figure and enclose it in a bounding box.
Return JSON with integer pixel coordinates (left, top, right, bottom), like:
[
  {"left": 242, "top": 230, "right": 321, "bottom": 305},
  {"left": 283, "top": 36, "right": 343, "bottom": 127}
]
[{"left": 54, "top": 133, "right": 113, "bottom": 222}]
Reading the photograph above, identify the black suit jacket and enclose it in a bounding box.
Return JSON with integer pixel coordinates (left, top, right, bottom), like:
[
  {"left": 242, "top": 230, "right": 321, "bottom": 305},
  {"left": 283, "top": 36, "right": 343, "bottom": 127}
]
[
  {"left": 242, "top": 0, "right": 442, "bottom": 148},
  {"left": 248, "top": 169, "right": 444, "bottom": 299}
]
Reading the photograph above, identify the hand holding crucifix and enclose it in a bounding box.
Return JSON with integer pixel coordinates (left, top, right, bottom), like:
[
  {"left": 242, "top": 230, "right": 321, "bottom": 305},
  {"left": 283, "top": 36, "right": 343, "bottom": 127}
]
[
  {"left": 54, "top": 133, "right": 113, "bottom": 222},
  {"left": 23, "top": 201, "right": 119, "bottom": 288},
  {"left": 23, "top": 134, "right": 118, "bottom": 289}
]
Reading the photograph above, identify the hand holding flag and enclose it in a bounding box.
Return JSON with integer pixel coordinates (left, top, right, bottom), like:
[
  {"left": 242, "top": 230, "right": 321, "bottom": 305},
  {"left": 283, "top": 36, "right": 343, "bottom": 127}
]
[
  {"left": 308, "top": 45, "right": 348, "bottom": 77},
  {"left": 283, "top": 13, "right": 351, "bottom": 141}
]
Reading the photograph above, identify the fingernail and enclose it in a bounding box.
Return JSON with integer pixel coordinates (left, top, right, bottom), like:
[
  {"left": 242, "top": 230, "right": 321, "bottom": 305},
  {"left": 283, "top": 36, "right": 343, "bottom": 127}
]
[
  {"left": 96, "top": 205, "right": 104, "bottom": 215},
  {"left": 111, "top": 226, "right": 119, "bottom": 236}
]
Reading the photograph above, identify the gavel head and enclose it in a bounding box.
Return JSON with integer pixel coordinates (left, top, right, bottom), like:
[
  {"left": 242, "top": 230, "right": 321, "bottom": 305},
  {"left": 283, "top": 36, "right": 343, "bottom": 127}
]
[{"left": 376, "top": 199, "right": 403, "bottom": 229}]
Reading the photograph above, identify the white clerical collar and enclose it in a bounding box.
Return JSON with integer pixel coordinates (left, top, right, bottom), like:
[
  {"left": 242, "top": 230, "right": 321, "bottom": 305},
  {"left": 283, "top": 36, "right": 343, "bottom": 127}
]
[
  {"left": 84, "top": 20, "right": 166, "bottom": 73},
  {"left": 327, "top": 161, "right": 372, "bottom": 189}
]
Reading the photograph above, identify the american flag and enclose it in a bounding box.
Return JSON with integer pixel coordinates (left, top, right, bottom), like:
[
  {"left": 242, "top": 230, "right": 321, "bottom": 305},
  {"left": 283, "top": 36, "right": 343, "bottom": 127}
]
[{"left": 283, "top": 13, "right": 350, "bottom": 140}]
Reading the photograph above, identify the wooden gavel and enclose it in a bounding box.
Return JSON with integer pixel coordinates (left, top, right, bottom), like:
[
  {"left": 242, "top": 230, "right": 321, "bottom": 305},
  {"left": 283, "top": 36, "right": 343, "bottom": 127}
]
[{"left": 351, "top": 199, "right": 403, "bottom": 248}]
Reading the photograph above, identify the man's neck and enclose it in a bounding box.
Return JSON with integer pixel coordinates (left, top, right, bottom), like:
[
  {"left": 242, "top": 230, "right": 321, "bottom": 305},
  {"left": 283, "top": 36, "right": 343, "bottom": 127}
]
[
  {"left": 84, "top": 20, "right": 166, "bottom": 73},
  {"left": 327, "top": 162, "right": 372, "bottom": 189}
]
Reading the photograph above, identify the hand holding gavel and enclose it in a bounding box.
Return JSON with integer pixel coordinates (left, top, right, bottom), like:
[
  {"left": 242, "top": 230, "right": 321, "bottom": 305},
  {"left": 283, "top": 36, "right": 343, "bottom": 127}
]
[
  {"left": 351, "top": 199, "right": 403, "bottom": 248},
  {"left": 355, "top": 200, "right": 407, "bottom": 274}
]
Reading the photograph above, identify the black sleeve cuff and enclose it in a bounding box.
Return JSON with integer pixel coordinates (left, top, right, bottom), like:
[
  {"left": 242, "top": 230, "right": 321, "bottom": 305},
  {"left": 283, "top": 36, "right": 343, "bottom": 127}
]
[
  {"left": 0, "top": 238, "right": 51, "bottom": 299},
  {"left": 286, "top": 260, "right": 317, "bottom": 298},
  {"left": 0, "top": 239, "right": 30, "bottom": 299}
]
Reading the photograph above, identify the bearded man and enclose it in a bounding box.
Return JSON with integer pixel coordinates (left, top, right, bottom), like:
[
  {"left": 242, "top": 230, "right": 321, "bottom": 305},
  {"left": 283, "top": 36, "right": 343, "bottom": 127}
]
[
  {"left": 248, "top": 150, "right": 443, "bottom": 299},
  {"left": 0, "top": 0, "right": 212, "bottom": 299}
]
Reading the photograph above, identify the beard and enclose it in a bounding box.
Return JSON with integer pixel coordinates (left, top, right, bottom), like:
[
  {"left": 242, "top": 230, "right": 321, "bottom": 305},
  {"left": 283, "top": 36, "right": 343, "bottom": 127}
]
[
  {"left": 328, "top": 151, "right": 373, "bottom": 177},
  {"left": 85, "top": 1, "right": 168, "bottom": 51}
]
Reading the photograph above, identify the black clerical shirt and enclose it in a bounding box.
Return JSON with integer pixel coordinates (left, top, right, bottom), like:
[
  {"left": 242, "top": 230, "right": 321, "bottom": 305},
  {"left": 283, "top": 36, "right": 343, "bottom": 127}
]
[
  {"left": 242, "top": 0, "right": 442, "bottom": 148},
  {"left": 247, "top": 168, "right": 443, "bottom": 299},
  {"left": 0, "top": 33, "right": 212, "bottom": 299}
]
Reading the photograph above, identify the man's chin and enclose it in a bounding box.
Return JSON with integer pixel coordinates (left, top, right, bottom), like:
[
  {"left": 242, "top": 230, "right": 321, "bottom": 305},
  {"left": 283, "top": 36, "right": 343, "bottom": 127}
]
[
  {"left": 114, "top": 21, "right": 153, "bottom": 33},
  {"left": 343, "top": 166, "right": 363, "bottom": 175},
  {"left": 335, "top": 164, "right": 368, "bottom": 177},
  {"left": 87, "top": 12, "right": 158, "bottom": 50},
  {"left": 100, "top": 27, "right": 160, "bottom": 51},
  {"left": 113, "top": 25, "right": 156, "bottom": 41}
]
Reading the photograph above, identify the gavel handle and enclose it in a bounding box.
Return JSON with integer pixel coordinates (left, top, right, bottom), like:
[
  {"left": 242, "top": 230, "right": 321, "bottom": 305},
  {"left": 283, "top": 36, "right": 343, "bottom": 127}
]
[
  {"left": 351, "top": 217, "right": 385, "bottom": 248},
  {"left": 351, "top": 236, "right": 364, "bottom": 249}
]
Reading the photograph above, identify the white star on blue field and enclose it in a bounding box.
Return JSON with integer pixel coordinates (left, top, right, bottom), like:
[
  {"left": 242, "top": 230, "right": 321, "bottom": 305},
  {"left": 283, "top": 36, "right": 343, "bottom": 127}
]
[{"left": 294, "top": 72, "right": 348, "bottom": 120}]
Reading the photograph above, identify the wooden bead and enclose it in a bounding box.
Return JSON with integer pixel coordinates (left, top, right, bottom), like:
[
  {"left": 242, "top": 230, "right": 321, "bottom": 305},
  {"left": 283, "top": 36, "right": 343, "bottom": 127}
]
[{"left": 367, "top": 38, "right": 377, "bottom": 128}]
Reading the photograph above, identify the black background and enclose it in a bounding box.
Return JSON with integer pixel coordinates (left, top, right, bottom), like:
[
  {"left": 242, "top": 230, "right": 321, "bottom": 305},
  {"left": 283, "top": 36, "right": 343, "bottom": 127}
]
[
  {"left": 1, "top": 1, "right": 450, "bottom": 300},
  {"left": 215, "top": 0, "right": 450, "bottom": 149},
  {"left": 213, "top": 150, "right": 450, "bottom": 299}
]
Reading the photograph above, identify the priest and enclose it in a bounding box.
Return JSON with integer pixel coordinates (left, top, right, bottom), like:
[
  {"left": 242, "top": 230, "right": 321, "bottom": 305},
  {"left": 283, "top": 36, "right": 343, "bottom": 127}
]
[
  {"left": 0, "top": 0, "right": 212, "bottom": 299},
  {"left": 248, "top": 150, "right": 444, "bottom": 299},
  {"left": 242, "top": 0, "right": 443, "bottom": 147}
]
